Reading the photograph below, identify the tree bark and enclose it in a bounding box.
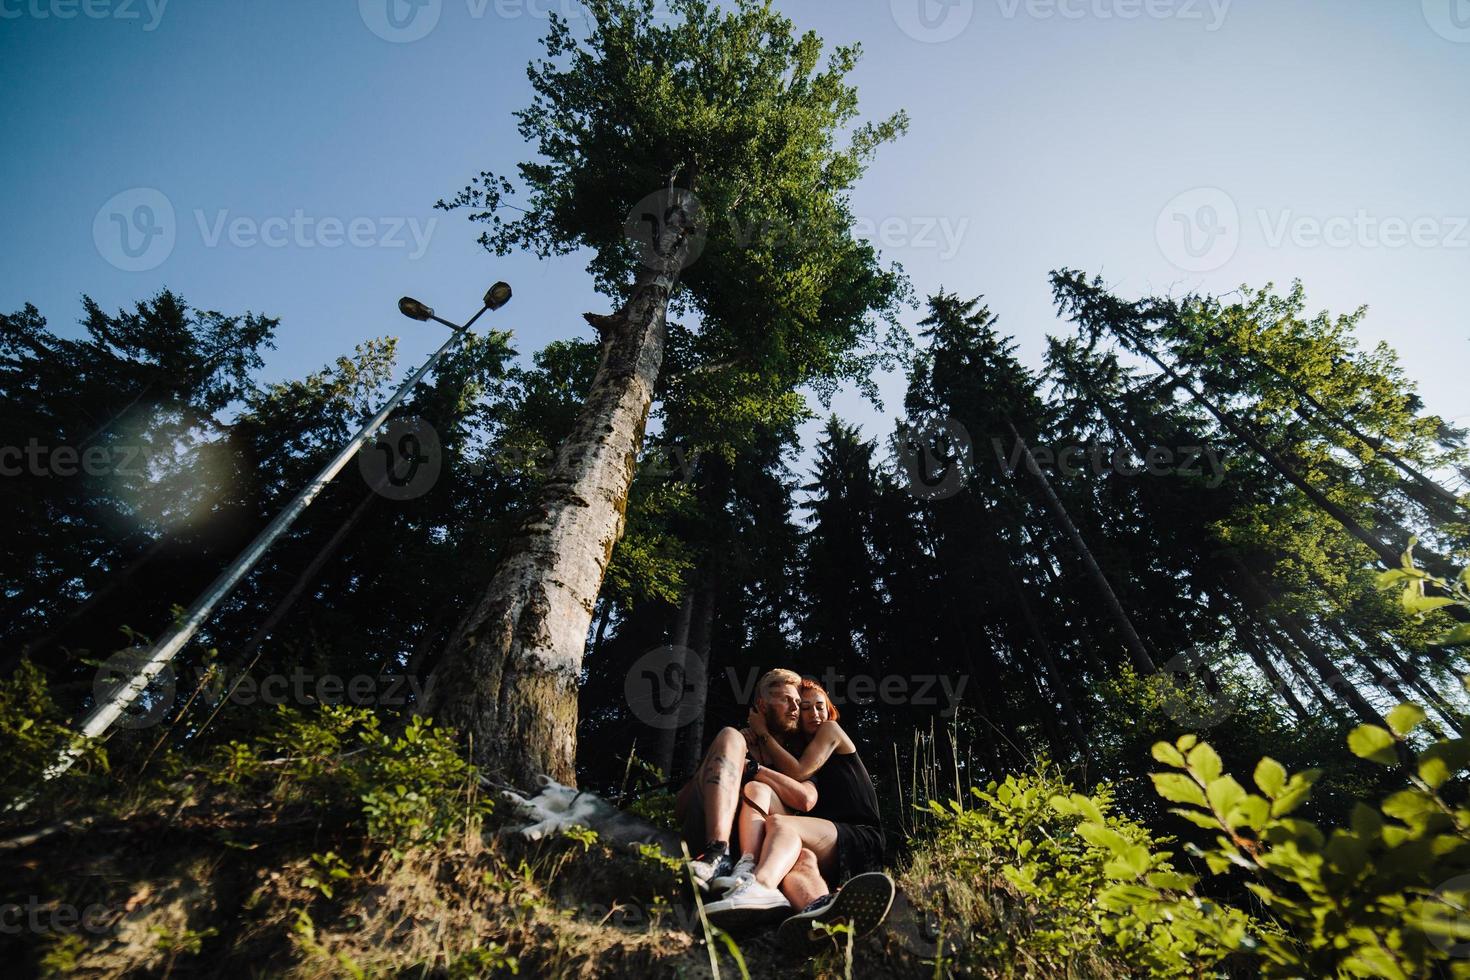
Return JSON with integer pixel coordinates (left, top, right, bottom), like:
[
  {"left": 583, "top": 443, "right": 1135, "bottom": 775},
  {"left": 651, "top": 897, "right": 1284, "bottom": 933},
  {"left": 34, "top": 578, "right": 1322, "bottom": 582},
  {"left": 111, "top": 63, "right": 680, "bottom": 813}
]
[
  {"left": 424, "top": 193, "right": 696, "bottom": 785},
  {"left": 1004, "top": 417, "right": 1156, "bottom": 672},
  {"left": 653, "top": 591, "right": 695, "bottom": 777},
  {"left": 677, "top": 580, "right": 716, "bottom": 778},
  {"left": 1225, "top": 552, "right": 1388, "bottom": 727},
  {"left": 1223, "top": 606, "right": 1311, "bottom": 723}
]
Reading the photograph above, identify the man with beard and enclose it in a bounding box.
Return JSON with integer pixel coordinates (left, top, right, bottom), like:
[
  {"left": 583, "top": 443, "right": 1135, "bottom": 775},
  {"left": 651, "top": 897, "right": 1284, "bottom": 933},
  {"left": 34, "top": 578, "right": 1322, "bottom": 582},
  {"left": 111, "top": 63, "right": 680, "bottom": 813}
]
[{"left": 676, "top": 668, "right": 817, "bottom": 897}]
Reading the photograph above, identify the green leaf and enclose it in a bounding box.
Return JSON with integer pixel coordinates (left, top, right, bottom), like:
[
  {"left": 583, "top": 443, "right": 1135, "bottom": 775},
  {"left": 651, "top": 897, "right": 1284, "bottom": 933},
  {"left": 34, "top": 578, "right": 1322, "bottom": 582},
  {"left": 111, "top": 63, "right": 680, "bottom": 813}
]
[
  {"left": 1151, "top": 772, "right": 1208, "bottom": 808},
  {"left": 1382, "top": 788, "right": 1439, "bottom": 825},
  {"left": 1324, "top": 832, "right": 1368, "bottom": 878},
  {"left": 1103, "top": 844, "right": 1153, "bottom": 881},
  {"left": 1386, "top": 703, "right": 1427, "bottom": 737},
  {"left": 1170, "top": 808, "right": 1224, "bottom": 831},
  {"left": 1206, "top": 775, "right": 1246, "bottom": 817},
  {"left": 1420, "top": 753, "right": 1452, "bottom": 789},
  {"left": 1349, "top": 803, "right": 1383, "bottom": 840},
  {"left": 1071, "top": 793, "right": 1104, "bottom": 824},
  {"left": 1253, "top": 757, "right": 1287, "bottom": 799},
  {"left": 1375, "top": 568, "right": 1416, "bottom": 589},
  {"left": 1270, "top": 772, "right": 1321, "bottom": 817},
  {"left": 1144, "top": 870, "right": 1197, "bottom": 892},
  {"left": 1419, "top": 739, "right": 1470, "bottom": 789},
  {"left": 1076, "top": 821, "right": 1130, "bottom": 856},
  {"left": 1226, "top": 795, "right": 1270, "bottom": 832},
  {"left": 1186, "top": 742, "right": 1223, "bottom": 783},
  {"left": 1347, "top": 725, "right": 1399, "bottom": 765},
  {"left": 1402, "top": 585, "right": 1455, "bottom": 615},
  {"left": 1151, "top": 741, "right": 1185, "bottom": 767},
  {"left": 1430, "top": 624, "right": 1470, "bottom": 647},
  {"left": 1176, "top": 734, "right": 1198, "bottom": 752}
]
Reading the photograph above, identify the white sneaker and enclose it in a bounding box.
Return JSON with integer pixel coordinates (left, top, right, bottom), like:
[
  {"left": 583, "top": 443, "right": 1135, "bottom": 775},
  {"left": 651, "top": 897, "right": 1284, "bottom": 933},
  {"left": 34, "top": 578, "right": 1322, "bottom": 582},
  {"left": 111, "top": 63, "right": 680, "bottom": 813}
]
[
  {"left": 687, "top": 845, "right": 734, "bottom": 894},
  {"left": 701, "top": 877, "right": 791, "bottom": 929},
  {"left": 710, "top": 854, "right": 757, "bottom": 893}
]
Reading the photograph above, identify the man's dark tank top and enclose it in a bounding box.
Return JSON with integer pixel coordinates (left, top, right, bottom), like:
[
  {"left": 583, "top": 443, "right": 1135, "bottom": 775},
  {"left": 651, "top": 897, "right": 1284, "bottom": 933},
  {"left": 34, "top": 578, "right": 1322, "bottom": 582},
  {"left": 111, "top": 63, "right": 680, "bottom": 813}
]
[{"left": 810, "top": 749, "right": 882, "bottom": 830}]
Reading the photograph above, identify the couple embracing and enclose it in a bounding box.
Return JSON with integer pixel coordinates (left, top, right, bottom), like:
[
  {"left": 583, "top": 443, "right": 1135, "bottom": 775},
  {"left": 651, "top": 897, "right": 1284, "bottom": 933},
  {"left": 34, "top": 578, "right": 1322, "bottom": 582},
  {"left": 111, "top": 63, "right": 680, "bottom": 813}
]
[{"left": 674, "top": 668, "right": 895, "bottom": 950}]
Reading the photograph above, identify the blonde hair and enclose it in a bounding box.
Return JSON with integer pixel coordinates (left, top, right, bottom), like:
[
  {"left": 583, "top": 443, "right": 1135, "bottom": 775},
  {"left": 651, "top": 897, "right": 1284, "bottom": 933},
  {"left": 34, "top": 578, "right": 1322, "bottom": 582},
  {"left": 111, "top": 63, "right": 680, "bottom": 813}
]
[{"left": 755, "top": 668, "right": 802, "bottom": 704}]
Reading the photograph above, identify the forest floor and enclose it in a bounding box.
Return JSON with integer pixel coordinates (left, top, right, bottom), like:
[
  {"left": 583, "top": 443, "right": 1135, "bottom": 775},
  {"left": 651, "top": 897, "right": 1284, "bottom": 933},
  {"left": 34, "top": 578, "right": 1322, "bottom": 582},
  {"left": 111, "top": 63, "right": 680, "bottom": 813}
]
[{"left": 0, "top": 779, "right": 1133, "bottom": 979}]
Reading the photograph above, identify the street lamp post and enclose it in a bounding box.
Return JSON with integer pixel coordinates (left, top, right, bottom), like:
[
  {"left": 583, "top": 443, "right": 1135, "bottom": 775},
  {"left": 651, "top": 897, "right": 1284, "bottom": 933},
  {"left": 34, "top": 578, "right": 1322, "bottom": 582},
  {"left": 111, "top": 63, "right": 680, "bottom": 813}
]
[{"left": 27, "top": 283, "right": 512, "bottom": 794}]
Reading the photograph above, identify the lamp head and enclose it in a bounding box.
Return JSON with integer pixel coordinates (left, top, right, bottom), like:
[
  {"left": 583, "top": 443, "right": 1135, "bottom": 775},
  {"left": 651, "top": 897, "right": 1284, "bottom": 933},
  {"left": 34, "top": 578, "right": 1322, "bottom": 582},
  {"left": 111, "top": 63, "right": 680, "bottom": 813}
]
[
  {"left": 484, "top": 282, "right": 513, "bottom": 311},
  {"left": 398, "top": 297, "right": 434, "bottom": 321}
]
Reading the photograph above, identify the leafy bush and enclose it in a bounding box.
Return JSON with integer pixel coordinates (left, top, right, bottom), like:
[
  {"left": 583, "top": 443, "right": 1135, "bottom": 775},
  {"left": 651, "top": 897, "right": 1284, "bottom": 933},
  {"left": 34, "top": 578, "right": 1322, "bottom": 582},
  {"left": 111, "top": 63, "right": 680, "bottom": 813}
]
[
  {"left": 908, "top": 763, "right": 1245, "bottom": 976},
  {"left": 211, "top": 705, "right": 491, "bottom": 856},
  {"left": 0, "top": 660, "right": 107, "bottom": 804},
  {"left": 1098, "top": 547, "right": 1470, "bottom": 978}
]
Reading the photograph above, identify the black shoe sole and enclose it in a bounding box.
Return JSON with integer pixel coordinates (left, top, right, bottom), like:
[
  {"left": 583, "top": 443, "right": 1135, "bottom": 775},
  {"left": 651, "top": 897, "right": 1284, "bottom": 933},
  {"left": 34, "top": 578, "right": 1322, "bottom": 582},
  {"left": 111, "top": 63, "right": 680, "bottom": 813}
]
[
  {"left": 777, "top": 872, "right": 896, "bottom": 954},
  {"left": 704, "top": 898, "right": 792, "bottom": 931}
]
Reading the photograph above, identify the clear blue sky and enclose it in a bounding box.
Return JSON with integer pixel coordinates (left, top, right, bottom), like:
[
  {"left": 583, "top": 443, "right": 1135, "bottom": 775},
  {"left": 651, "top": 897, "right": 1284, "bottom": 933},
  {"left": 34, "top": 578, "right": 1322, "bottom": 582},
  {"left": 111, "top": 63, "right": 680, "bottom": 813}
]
[{"left": 3, "top": 0, "right": 1467, "bottom": 465}]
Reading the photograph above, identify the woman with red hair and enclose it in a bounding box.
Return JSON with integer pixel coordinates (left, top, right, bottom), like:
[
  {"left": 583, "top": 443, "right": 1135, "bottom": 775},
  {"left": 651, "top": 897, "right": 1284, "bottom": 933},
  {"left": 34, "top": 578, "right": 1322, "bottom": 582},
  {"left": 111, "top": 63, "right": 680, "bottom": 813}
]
[{"left": 703, "top": 675, "right": 892, "bottom": 951}]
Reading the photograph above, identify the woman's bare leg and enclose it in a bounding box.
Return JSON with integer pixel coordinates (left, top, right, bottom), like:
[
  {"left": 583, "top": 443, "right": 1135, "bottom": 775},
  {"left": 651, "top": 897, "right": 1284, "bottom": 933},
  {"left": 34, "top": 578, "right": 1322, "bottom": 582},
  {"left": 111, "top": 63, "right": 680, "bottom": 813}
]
[
  {"left": 753, "top": 813, "right": 838, "bottom": 891},
  {"left": 737, "top": 780, "right": 787, "bottom": 861}
]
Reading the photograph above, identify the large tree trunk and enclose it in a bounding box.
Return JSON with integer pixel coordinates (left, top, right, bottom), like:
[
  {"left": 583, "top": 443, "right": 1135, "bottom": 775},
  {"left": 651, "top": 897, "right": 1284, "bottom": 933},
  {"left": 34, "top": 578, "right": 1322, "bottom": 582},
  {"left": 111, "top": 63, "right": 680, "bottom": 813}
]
[
  {"left": 424, "top": 193, "right": 695, "bottom": 785},
  {"left": 1225, "top": 552, "right": 1388, "bottom": 728},
  {"left": 1004, "top": 417, "right": 1157, "bottom": 673},
  {"left": 676, "top": 581, "right": 716, "bottom": 778},
  {"left": 652, "top": 592, "right": 695, "bottom": 777}
]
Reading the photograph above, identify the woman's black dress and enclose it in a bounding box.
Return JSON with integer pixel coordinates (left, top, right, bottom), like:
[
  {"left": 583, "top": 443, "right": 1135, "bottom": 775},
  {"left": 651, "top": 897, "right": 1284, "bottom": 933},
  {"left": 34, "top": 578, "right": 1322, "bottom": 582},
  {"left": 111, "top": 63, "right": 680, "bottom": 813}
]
[{"left": 810, "top": 749, "right": 885, "bottom": 883}]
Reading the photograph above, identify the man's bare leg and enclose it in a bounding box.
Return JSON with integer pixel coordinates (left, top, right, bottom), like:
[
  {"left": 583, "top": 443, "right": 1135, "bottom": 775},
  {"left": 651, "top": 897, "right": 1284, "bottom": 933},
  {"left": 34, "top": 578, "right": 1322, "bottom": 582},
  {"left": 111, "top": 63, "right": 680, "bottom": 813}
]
[
  {"left": 698, "top": 727, "right": 746, "bottom": 845},
  {"left": 779, "top": 847, "right": 829, "bottom": 910}
]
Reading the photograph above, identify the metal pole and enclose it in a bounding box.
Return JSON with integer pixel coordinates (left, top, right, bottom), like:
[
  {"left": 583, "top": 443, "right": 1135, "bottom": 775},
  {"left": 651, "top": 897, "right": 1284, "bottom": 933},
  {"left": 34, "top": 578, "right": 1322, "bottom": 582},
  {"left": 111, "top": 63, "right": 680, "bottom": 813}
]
[{"left": 35, "top": 300, "right": 492, "bottom": 786}]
